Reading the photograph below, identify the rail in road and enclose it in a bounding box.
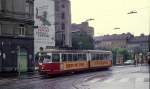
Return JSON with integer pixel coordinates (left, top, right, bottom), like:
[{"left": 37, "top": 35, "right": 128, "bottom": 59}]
[{"left": 0, "top": 65, "right": 149, "bottom": 89}]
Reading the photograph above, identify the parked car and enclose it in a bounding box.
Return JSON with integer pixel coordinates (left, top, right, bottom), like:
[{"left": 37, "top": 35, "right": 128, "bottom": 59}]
[{"left": 124, "top": 60, "right": 134, "bottom": 65}]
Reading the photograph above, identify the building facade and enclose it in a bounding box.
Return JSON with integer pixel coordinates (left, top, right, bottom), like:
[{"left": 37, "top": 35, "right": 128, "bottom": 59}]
[
  {"left": 72, "top": 22, "right": 94, "bottom": 37},
  {"left": 71, "top": 22, "right": 94, "bottom": 49},
  {"left": 127, "top": 34, "right": 149, "bottom": 63},
  {"left": 55, "top": 0, "right": 72, "bottom": 48},
  {"left": 94, "top": 33, "right": 149, "bottom": 64},
  {"left": 0, "top": 0, "right": 34, "bottom": 72},
  {"left": 94, "top": 33, "right": 133, "bottom": 50}
]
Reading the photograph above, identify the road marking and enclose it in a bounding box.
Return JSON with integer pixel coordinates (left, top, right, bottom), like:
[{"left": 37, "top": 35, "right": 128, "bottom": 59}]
[
  {"left": 103, "top": 78, "right": 114, "bottom": 83},
  {"left": 118, "top": 78, "right": 130, "bottom": 83}
]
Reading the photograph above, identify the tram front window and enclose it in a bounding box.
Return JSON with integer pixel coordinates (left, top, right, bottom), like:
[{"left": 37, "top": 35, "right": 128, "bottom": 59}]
[{"left": 38, "top": 53, "right": 52, "bottom": 64}]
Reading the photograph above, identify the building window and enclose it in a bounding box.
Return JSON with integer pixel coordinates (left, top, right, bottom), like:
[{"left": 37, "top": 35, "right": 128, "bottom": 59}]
[
  {"left": 25, "top": 2, "right": 30, "bottom": 14},
  {"left": 25, "top": 0, "right": 33, "bottom": 17},
  {"left": 62, "top": 4, "right": 65, "bottom": 8},
  {"left": 1, "top": 24, "right": 13, "bottom": 35},
  {"left": 16, "top": 25, "right": 26, "bottom": 36},
  {"left": 61, "top": 12, "right": 65, "bottom": 19},
  {"left": 0, "top": 24, "right": 1, "bottom": 35},
  {"left": 62, "top": 33, "right": 65, "bottom": 41},
  {"left": 61, "top": 23, "right": 65, "bottom": 30},
  {"left": 55, "top": 1, "right": 60, "bottom": 11},
  {"left": 26, "top": 26, "right": 33, "bottom": 36}
]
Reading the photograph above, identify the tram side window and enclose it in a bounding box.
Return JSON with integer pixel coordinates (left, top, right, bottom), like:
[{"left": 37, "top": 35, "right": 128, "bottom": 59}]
[
  {"left": 62, "top": 54, "right": 67, "bottom": 61},
  {"left": 106, "top": 54, "right": 111, "bottom": 60},
  {"left": 78, "top": 54, "right": 86, "bottom": 61},
  {"left": 91, "top": 54, "right": 96, "bottom": 60},
  {"left": 82, "top": 54, "right": 87, "bottom": 60},
  {"left": 73, "top": 54, "right": 78, "bottom": 61},
  {"left": 103, "top": 54, "right": 108, "bottom": 60},
  {"left": 100, "top": 54, "right": 103, "bottom": 60},
  {"left": 78, "top": 54, "right": 82, "bottom": 61},
  {"left": 108, "top": 54, "right": 112, "bottom": 60},
  {"left": 52, "top": 54, "right": 60, "bottom": 62},
  {"left": 96, "top": 54, "right": 100, "bottom": 60},
  {"left": 68, "top": 54, "right": 73, "bottom": 61}
]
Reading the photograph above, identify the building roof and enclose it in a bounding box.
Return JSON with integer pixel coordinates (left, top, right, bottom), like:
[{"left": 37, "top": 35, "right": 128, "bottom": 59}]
[
  {"left": 128, "top": 35, "right": 149, "bottom": 43},
  {"left": 94, "top": 33, "right": 134, "bottom": 41}
]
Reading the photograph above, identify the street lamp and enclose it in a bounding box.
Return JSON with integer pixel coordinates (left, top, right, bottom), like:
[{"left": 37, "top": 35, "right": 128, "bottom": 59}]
[
  {"left": 113, "top": 27, "right": 120, "bottom": 30},
  {"left": 85, "top": 18, "right": 95, "bottom": 22},
  {"left": 127, "top": 10, "right": 138, "bottom": 14},
  {"left": 127, "top": 9, "right": 150, "bottom": 65}
]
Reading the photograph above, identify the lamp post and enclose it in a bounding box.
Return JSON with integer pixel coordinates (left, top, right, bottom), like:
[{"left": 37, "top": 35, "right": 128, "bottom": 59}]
[{"left": 17, "top": 46, "right": 21, "bottom": 79}]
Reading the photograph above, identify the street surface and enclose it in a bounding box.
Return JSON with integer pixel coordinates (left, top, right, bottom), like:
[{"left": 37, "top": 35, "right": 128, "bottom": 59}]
[{"left": 0, "top": 65, "right": 149, "bottom": 89}]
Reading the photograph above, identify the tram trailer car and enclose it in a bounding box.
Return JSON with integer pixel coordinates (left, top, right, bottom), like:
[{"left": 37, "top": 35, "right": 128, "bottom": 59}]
[{"left": 37, "top": 50, "right": 112, "bottom": 75}]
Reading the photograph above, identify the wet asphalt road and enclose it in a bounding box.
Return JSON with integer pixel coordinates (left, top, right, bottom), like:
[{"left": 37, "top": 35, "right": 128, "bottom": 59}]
[{"left": 0, "top": 65, "right": 149, "bottom": 89}]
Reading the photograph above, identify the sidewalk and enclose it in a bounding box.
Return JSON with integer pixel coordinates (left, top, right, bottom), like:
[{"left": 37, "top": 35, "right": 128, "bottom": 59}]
[{"left": 0, "top": 71, "right": 40, "bottom": 86}]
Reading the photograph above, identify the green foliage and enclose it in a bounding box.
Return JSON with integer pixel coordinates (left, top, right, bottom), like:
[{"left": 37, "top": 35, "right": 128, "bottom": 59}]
[
  {"left": 72, "top": 32, "right": 94, "bottom": 49},
  {"left": 112, "top": 48, "right": 132, "bottom": 64}
]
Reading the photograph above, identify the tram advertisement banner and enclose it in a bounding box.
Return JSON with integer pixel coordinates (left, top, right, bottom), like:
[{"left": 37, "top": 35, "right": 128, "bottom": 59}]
[
  {"left": 90, "top": 60, "right": 112, "bottom": 67},
  {"left": 63, "top": 61, "right": 89, "bottom": 70},
  {"left": 34, "top": 0, "right": 55, "bottom": 54}
]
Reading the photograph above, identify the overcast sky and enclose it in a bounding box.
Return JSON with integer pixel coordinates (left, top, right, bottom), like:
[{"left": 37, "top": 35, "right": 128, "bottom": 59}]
[{"left": 71, "top": 0, "right": 150, "bottom": 36}]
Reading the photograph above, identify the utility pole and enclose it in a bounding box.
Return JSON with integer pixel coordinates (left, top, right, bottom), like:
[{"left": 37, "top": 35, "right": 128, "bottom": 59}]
[{"left": 17, "top": 46, "right": 21, "bottom": 79}]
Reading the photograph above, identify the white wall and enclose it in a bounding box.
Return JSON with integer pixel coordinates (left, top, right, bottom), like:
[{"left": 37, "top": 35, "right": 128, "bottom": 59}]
[{"left": 34, "top": 0, "right": 55, "bottom": 54}]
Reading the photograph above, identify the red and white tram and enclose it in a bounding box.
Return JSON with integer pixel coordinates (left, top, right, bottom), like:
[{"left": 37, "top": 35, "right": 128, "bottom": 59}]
[{"left": 37, "top": 50, "right": 112, "bottom": 75}]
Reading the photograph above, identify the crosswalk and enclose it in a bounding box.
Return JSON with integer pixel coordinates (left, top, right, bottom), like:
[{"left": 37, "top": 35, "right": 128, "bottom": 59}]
[{"left": 86, "top": 77, "right": 149, "bottom": 84}]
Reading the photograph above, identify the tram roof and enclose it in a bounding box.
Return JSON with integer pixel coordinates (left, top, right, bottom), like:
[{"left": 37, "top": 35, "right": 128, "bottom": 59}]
[{"left": 40, "top": 49, "right": 112, "bottom": 54}]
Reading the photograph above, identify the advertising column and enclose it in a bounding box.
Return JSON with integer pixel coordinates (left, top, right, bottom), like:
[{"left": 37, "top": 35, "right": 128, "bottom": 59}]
[{"left": 34, "top": 0, "right": 55, "bottom": 54}]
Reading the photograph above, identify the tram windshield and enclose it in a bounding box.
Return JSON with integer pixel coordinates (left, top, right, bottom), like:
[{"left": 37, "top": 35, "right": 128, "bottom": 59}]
[
  {"left": 38, "top": 52, "right": 60, "bottom": 63},
  {"left": 38, "top": 53, "right": 52, "bottom": 64}
]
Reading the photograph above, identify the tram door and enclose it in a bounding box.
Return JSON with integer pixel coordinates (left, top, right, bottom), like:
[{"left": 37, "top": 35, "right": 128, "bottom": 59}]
[
  {"left": 0, "top": 50, "right": 2, "bottom": 72},
  {"left": 17, "top": 49, "right": 28, "bottom": 72}
]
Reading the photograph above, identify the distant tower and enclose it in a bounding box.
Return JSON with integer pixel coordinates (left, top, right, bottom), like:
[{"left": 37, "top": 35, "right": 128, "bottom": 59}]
[{"left": 55, "top": 0, "right": 72, "bottom": 48}]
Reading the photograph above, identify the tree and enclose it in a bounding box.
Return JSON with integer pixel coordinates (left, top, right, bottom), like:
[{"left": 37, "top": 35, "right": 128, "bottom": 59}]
[
  {"left": 72, "top": 32, "right": 94, "bottom": 49},
  {"left": 112, "top": 48, "right": 132, "bottom": 65}
]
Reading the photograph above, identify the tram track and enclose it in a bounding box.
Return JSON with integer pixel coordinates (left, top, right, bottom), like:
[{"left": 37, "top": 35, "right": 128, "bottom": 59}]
[{"left": 0, "top": 70, "right": 112, "bottom": 89}]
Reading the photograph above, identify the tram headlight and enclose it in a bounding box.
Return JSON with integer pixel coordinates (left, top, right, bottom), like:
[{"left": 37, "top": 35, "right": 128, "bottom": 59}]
[{"left": 42, "top": 66, "right": 44, "bottom": 70}]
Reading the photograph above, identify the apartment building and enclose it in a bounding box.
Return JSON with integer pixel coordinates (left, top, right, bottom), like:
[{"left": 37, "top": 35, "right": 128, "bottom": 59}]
[{"left": 0, "top": 0, "right": 34, "bottom": 72}]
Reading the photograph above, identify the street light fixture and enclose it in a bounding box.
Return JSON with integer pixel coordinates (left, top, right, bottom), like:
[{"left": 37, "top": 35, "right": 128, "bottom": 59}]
[
  {"left": 114, "top": 27, "right": 120, "bottom": 30},
  {"left": 127, "top": 10, "right": 138, "bottom": 14},
  {"left": 85, "top": 18, "right": 95, "bottom": 22}
]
